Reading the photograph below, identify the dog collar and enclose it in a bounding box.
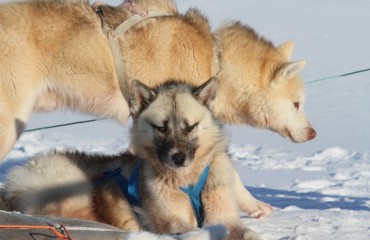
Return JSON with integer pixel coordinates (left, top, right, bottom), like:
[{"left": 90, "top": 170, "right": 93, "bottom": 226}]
[{"left": 180, "top": 164, "right": 210, "bottom": 228}]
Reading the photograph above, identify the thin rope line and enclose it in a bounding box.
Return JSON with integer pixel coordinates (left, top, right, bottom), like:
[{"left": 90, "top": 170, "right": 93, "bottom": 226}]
[
  {"left": 306, "top": 68, "right": 370, "bottom": 84},
  {"left": 24, "top": 118, "right": 107, "bottom": 133}
]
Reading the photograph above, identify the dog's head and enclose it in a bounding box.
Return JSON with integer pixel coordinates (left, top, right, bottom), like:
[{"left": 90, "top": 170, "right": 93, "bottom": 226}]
[
  {"left": 216, "top": 23, "right": 316, "bottom": 143},
  {"left": 129, "top": 78, "right": 223, "bottom": 170},
  {"left": 246, "top": 42, "right": 316, "bottom": 143}
]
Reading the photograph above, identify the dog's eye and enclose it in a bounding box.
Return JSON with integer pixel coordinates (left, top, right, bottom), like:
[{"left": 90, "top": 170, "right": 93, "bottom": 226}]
[
  {"left": 152, "top": 121, "right": 168, "bottom": 134},
  {"left": 154, "top": 125, "right": 168, "bottom": 134},
  {"left": 184, "top": 123, "right": 198, "bottom": 134},
  {"left": 156, "top": 126, "right": 166, "bottom": 133},
  {"left": 293, "top": 102, "right": 300, "bottom": 111}
]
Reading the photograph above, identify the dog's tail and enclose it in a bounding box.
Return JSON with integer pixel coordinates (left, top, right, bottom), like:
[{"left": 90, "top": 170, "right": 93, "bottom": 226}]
[{"left": 0, "top": 186, "right": 10, "bottom": 211}]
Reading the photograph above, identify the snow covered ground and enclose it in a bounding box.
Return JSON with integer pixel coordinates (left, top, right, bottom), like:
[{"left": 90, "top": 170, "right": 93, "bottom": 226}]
[{"left": 1, "top": 0, "right": 370, "bottom": 239}]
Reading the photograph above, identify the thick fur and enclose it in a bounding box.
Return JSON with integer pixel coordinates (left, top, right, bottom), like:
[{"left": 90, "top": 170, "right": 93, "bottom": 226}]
[
  {"left": 0, "top": 0, "right": 130, "bottom": 160},
  {"left": 1, "top": 80, "right": 262, "bottom": 239}
]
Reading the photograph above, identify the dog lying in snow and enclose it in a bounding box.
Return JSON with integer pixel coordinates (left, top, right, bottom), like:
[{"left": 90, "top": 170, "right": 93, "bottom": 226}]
[{"left": 1, "top": 79, "right": 262, "bottom": 239}]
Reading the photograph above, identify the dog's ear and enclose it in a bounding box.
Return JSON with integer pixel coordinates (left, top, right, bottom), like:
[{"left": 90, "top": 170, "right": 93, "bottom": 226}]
[
  {"left": 193, "top": 77, "right": 217, "bottom": 107},
  {"left": 280, "top": 60, "right": 306, "bottom": 80},
  {"left": 130, "top": 80, "right": 156, "bottom": 118},
  {"left": 278, "top": 41, "right": 294, "bottom": 61}
]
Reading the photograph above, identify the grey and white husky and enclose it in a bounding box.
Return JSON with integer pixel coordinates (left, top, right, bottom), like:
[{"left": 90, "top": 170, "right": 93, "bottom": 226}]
[{"left": 0, "top": 79, "right": 262, "bottom": 240}]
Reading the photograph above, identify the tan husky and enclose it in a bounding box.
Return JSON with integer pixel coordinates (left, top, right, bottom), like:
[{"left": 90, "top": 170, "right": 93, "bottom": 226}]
[
  {"left": 0, "top": 0, "right": 315, "bottom": 161},
  {"left": 1, "top": 79, "right": 262, "bottom": 240}
]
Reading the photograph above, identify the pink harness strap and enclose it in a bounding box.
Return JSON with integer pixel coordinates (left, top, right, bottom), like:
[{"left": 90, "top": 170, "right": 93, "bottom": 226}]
[{"left": 120, "top": 2, "right": 148, "bottom": 17}]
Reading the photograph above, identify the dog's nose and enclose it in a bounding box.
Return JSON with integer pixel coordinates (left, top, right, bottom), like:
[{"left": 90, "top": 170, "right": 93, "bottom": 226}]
[
  {"left": 307, "top": 127, "right": 317, "bottom": 140},
  {"left": 172, "top": 152, "right": 186, "bottom": 166}
]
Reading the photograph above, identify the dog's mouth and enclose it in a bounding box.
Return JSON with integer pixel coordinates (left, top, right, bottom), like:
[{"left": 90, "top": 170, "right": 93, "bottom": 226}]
[
  {"left": 274, "top": 127, "right": 316, "bottom": 143},
  {"left": 283, "top": 128, "right": 295, "bottom": 142}
]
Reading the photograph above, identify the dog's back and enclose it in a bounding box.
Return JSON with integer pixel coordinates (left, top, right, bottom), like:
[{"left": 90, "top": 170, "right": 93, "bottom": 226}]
[{"left": 0, "top": 151, "right": 134, "bottom": 220}]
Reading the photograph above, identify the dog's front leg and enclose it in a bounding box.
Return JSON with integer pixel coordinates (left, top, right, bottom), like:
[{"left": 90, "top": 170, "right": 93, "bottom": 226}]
[
  {"left": 203, "top": 185, "right": 262, "bottom": 240},
  {"left": 95, "top": 183, "right": 142, "bottom": 231},
  {"left": 0, "top": 96, "right": 32, "bottom": 161},
  {"left": 233, "top": 168, "right": 273, "bottom": 218},
  {"left": 142, "top": 189, "right": 198, "bottom": 234}
]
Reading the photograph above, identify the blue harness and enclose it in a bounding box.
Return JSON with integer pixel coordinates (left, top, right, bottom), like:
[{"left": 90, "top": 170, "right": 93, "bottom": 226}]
[
  {"left": 94, "top": 160, "right": 141, "bottom": 208},
  {"left": 180, "top": 165, "right": 210, "bottom": 228},
  {"left": 94, "top": 161, "right": 210, "bottom": 228}
]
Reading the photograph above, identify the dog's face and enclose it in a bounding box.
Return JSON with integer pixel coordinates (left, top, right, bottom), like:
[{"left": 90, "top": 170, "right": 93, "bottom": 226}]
[
  {"left": 223, "top": 39, "right": 316, "bottom": 143},
  {"left": 246, "top": 59, "right": 316, "bottom": 143},
  {"left": 129, "top": 78, "right": 221, "bottom": 169},
  {"left": 217, "top": 24, "right": 316, "bottom": 143},
  {"left": 267, "top": 65, "right": 316, "bottom": 143}
]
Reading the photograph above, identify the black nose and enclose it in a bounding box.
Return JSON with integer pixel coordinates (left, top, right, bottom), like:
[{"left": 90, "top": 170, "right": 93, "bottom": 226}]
[{"left": 172, "top": 152, "right": 186, "bottom": 166}]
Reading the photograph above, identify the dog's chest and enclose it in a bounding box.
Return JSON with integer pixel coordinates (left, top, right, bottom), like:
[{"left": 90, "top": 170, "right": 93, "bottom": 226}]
[
  {"left": 140, "top": 165, "right": 211, "bottom": 228},
  {"left": 142, "top": 181, "right": 198, "bottom": 227}
]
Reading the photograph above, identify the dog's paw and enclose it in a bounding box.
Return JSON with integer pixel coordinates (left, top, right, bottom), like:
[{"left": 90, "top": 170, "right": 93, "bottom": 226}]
[{"left": 242, "top": 200, "right": 273, "bottom": 219}]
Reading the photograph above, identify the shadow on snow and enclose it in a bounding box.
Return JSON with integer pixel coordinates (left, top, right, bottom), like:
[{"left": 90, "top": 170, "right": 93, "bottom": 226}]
[{"left": 247, "top": 186, "right": 370, "bottom": 211}]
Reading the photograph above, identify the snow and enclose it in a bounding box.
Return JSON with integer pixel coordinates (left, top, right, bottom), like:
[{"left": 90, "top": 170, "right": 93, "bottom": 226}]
[{"left": 1, "top": 0, "right": 370, "bottom": 239}]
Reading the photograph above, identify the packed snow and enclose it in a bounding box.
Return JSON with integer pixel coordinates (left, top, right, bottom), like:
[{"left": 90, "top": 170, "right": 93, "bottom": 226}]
[{"left": 1, "top": 0, "right": 369, "bottom": 239}]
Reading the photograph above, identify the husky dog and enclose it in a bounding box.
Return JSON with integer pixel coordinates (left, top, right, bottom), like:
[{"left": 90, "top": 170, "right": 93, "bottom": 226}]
[
  {"left": 0, "top": 0, "right": 315, "bottom": 161},
  {"left": 1, "top": 79, "right": 262, "bottom": 240}
]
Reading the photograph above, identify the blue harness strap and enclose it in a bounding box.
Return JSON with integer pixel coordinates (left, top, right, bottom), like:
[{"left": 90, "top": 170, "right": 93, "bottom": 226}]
[
  {"left": 94, "top": 160, "right": 142, "bottom": 208},
  {"left": 180, "top": 165, "right": 210, "bottom": 228},
  {"left": 94, "top": 161, "right": 210, "bottom": 228}
]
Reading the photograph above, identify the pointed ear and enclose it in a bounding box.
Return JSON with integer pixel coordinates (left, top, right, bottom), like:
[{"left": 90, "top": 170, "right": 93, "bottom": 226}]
[
  {"left": 130, "top": 80, "right": 156, "bottom": 118},
  {"left": 193, "top": 77, "right": 217, "bottom": 107},
  {"left": 278, "top": 41, "right": 294, "bottom": 61},
  {"left": 280, "top": 60, "right": 306, "bottom": 80}
]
